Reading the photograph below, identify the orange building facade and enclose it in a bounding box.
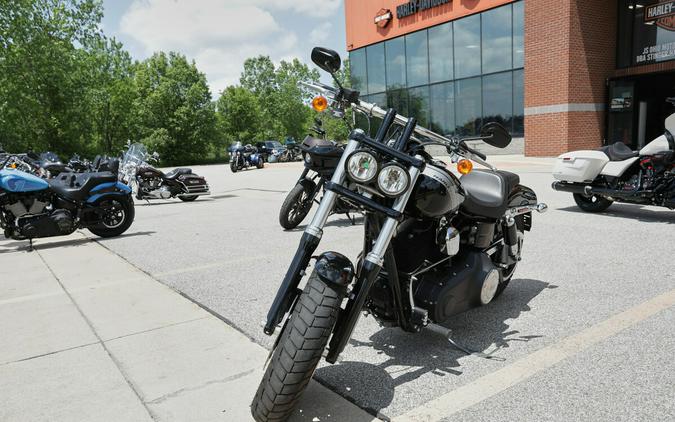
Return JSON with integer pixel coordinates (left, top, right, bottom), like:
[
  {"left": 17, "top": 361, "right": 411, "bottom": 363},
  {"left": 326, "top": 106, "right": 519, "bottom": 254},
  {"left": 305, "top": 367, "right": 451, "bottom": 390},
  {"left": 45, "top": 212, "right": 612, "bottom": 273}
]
[{"left": 344, "top": 1, "right": 675, "bottom": 156}]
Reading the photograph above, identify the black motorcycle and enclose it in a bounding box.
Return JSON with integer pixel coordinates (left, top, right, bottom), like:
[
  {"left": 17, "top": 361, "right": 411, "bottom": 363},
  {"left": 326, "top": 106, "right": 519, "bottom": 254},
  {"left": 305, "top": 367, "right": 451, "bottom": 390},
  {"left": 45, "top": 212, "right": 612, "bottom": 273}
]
[
  {"left": 0, "top": 155, "right": 134, "bottom": 249},
  {"left": 119, "top": 143, "right": 210, "bottom": 202},
  {"left": 278, "top": 119, "right": 359, "bottom": 229},
  {"left": 251, "top": 48, "right": 548, "bottom": 422}
]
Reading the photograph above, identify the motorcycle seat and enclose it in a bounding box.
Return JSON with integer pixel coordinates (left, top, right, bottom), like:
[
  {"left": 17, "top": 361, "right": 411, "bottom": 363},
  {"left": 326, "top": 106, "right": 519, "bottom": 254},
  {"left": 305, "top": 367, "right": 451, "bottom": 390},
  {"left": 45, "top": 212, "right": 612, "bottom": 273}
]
[
  {"left": 49, "top": 172, "right": 118, "bottom": 201},
  {"left": 460, "top": 170, "right": 520, "bottom": 219},
  {"left": 599, "top": 142, "right": 638, "bottom": 161},
  {"left": 164, "top": 168, "right": 192, "bottom": 179}
]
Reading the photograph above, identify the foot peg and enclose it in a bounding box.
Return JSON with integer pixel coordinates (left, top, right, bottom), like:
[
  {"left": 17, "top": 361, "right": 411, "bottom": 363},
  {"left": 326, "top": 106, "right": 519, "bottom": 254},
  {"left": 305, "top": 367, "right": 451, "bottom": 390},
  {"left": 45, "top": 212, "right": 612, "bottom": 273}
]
[{"left": 427, "top": 324, "right": 505, "bottom": 361}]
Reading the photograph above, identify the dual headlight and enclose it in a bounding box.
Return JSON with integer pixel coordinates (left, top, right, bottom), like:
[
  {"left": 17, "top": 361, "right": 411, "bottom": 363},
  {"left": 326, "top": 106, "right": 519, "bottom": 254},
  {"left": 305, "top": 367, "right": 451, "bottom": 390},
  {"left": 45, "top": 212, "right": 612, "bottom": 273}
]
[{"left": 346, "top": 151, "right": 410, "bottom": 197}]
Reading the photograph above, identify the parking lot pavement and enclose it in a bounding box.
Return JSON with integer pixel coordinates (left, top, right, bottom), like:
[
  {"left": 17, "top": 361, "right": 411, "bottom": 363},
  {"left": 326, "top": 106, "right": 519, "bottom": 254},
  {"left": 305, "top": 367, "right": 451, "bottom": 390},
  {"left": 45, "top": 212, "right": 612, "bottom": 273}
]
[
  {"left": 0, "top": 233, "right": 376, "bottom": 422},
  {"left": 5, "top": 155, "right": 673, "bottom": 421}
]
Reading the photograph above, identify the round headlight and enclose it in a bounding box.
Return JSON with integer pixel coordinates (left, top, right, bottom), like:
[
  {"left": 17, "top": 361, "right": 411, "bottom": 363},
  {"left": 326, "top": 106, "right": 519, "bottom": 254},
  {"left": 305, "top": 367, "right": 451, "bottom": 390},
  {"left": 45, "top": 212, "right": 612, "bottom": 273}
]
[
  {"left": 347, "top": 151, "right": 378, "bottom": 183},
  {"left": 377, "top": 164, "right": 410, "bottom": 197}
]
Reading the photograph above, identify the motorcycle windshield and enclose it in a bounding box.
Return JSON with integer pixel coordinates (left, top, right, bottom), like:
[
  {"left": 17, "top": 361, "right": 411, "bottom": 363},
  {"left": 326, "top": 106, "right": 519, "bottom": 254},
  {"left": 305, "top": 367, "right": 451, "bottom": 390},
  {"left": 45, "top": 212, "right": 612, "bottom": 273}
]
[{"left": 122, "top": 143, "right": 148, "bottom": 167}]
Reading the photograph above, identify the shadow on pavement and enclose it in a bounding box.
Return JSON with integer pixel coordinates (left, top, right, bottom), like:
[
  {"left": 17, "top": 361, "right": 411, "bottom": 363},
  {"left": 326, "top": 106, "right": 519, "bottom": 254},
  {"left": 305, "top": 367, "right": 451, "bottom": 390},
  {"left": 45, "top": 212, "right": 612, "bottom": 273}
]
[
  {"left": 0, "top": 230, "right": 156, "bottom": 253},
  {"left": 558, "top": 204, "right": 675, "bottom": 224},
  {"left": 315, "top": 278, "right": 554, "bottom": 416}
]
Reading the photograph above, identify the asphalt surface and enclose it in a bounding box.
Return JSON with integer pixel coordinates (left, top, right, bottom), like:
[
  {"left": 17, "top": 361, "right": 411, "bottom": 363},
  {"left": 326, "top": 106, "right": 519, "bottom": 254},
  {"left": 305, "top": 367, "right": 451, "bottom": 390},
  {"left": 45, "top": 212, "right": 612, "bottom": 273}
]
[{"left": 70, "top": 157, "right": 674, "bottom": 421}]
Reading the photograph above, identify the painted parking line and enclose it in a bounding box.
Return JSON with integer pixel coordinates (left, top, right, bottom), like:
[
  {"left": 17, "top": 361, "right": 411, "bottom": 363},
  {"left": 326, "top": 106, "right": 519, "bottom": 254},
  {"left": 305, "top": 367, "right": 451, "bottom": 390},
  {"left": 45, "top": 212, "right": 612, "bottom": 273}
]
[
  {"left": 396, "top": 287, "right": 675, "bottom": 422},
  {"left": 152, "top": 256, "right": 261, "bottom": 278}
]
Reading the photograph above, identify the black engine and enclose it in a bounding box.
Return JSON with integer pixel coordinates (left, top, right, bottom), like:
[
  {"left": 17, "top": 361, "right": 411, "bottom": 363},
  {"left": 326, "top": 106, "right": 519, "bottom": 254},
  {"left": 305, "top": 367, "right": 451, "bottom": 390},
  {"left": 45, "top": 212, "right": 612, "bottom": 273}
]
[{"left": 16, "top": 210, "right": 74, "bottom": 239}]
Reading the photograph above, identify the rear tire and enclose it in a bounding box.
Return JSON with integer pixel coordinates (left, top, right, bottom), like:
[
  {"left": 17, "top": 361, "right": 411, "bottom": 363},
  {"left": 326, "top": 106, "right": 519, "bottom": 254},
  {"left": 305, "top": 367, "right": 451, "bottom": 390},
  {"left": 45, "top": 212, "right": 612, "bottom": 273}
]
[
  {"left": 88, "top": 196, "right": 135, "bottom": 238},
  {"left": 573, "top": 193, "right": 613, "bottom": 212},
  {"left": 179, "top": 195, "right": 198, "bottom": 202},
  {"left": 279, "top": 180, "right": 315, "bottom": 230},
  {"left": 257, "top": 158, "right": 264, "bottom": 169},
  {"left": 251, "top": 272, "right": 343, "bottom": 422}
]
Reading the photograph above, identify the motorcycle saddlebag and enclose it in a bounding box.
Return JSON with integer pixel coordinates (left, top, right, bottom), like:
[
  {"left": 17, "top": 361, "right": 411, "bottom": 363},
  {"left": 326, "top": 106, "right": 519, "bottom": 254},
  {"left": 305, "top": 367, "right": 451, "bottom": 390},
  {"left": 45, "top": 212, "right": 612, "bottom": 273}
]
[
  {"left": 178, "top": 174, "right": 209, "bottom": 195},
  {"left": 300, "top": 135, "right": 343, "bottom": 174}
]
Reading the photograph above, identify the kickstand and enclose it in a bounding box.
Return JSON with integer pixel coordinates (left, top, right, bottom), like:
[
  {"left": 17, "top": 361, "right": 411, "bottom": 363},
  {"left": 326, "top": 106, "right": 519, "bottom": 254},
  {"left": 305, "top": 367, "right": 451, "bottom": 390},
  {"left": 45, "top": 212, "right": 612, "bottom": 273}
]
[
  {"left": 427, "top": 324, "right": 505, "bottom": 361},
  {"left": 27, "top": 238, "right": 34, "bottom": 252},
  {"left": 346, "top": 212, "right": 355, "bottom": 225}
]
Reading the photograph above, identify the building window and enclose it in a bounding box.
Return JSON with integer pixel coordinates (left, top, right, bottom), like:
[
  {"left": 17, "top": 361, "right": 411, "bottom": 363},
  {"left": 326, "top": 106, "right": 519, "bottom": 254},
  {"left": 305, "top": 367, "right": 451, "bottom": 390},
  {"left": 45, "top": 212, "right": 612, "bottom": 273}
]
[
  {"left": 366, "top": 43, "right": 386, "bottom": 94},
  {"left": 385, "top": 37, "right": 406, "bottom": 89},
  {"left": 406, "top": 30, "right": 429, "bottom": 87},
  {"left": 482, "top": 5, "right": 513, "bottom": 74},
  {"left": 349, "top": 1, "right": 524, "bottom": 137},
  {"left": 429, "top": 22, "right": 454, "bottom": 84},
  {"left": 455, "top": 77, "right": 482, "bottom": 135},
  {"left": 349, "top": 48, "right": 368, "bottom": 93},
  {"left": 408, "top": 86, "right": 430, "bottom": 127},
  {"left": 454, "top": 14, "right": 481, "bottom": 79},
  {"left": 483, "top": 71, "right": 513, "bottom": 130},
  {"left": 617, "top": 0, "right": 675, "bottom": 68},
  {"left": 513, "top": 1, "right": 524, "bottom": 69},
  {"left": 430, "top": 81, "right": 455, "bottom": 135}
]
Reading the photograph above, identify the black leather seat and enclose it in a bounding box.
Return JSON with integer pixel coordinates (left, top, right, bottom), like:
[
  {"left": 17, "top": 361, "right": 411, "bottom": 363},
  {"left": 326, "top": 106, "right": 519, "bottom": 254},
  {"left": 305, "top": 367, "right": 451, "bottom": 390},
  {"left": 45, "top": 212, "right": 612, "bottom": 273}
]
[
  {"left": 164, "top": 168, "right": 192, "bottom": 179},
  {"left": 460, "top": 170, "right": 520, "bottom": 219},
  {"left": 49, "top": 172, "right": 118, "bottom": 201},
  {"left": 599, "top": 142, "right": 638, "bottom": 161}
]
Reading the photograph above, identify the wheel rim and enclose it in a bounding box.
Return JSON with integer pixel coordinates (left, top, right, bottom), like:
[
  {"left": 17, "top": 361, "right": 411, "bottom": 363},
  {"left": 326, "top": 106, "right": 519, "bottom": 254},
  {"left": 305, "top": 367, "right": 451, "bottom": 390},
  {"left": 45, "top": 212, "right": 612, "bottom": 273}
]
[
  {"left": 288, "top": 189, "right": 311, "bottom": 224},
  {"left": 102, "top": 201, "right": 126, "bottom": 229}
]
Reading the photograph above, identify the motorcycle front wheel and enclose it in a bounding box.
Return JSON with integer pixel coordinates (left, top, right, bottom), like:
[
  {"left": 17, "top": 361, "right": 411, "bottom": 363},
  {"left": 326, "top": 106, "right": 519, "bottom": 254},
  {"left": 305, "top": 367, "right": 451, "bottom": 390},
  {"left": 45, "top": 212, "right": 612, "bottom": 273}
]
[
  {"left": 251, "top": 271, "right": 344, "bottom": 422},
  {"left": 278, "top": 180, "right": 315, "bottom": 230},
  {"left": 230, "top": 160, "right": 238, "bottom": 173}
]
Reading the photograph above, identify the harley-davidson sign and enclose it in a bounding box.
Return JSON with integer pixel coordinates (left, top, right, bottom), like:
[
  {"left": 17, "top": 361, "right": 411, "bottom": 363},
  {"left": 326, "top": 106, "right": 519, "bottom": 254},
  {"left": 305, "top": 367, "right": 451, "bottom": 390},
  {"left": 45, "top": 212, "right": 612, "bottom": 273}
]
[
  {"left": 374, "top": 8, "right": 393, "bottom": 28},
  {"left": 397, "top": 0, "right": 451, "bottom": 19},
  {"left": 645, "top": 1, "right": 675, "bottom": 21}
]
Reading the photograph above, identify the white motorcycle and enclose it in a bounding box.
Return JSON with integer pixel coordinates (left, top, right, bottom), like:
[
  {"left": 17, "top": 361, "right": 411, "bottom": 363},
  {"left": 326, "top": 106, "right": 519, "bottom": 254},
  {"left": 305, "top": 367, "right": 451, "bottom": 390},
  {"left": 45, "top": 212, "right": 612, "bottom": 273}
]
[{"left": 552, "top": 100, "right": 675, "bottom": 212}]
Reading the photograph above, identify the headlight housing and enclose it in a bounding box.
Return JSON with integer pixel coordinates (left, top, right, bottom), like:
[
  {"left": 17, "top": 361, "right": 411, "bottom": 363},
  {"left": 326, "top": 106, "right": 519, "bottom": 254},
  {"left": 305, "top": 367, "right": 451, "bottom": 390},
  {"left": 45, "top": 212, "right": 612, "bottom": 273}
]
[
  {"left": 346, "top": 151, "right": 378, "bottom": 183},
  {"left": 303, "top": 153, "right": 311, "bottom": 164},
  {"left": 377, "top": 164, "right": 410, "bottom": 197}
]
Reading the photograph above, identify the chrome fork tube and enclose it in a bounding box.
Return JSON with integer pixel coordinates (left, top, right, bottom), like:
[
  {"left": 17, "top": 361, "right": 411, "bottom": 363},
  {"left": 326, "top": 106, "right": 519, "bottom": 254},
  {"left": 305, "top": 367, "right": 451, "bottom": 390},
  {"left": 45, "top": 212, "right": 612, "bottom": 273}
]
[
  {"left": 305, "top": 137, "right": 360, "bottom": 238},
  {"left": 365, "top": 161, "right": 423, "bottom": 266}
]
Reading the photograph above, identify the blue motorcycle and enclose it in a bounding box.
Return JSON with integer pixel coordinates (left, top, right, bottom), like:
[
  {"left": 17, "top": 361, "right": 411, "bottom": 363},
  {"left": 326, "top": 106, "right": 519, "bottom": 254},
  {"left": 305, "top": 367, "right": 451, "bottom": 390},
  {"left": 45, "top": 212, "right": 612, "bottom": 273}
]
[
  {"left": 0, "top": 155, "right": 135, "bottom": 248},
  {"left": 229, "top": 142, "right": 264, "bottom": 173}
]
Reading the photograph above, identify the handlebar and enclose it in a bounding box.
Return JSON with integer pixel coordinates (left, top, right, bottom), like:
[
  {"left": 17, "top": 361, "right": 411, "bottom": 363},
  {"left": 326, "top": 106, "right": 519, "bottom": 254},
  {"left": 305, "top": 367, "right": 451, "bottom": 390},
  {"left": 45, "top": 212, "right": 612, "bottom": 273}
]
[{"left": 300, "top": 81, "right": 495, "bottom": 170}]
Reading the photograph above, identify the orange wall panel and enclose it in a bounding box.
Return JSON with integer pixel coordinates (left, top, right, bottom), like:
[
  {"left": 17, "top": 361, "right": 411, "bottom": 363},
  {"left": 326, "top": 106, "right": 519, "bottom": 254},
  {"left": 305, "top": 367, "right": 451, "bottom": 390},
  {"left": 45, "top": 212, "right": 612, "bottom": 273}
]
[{"left": 345, "top": 0, "right": 516, "bottom": 50}]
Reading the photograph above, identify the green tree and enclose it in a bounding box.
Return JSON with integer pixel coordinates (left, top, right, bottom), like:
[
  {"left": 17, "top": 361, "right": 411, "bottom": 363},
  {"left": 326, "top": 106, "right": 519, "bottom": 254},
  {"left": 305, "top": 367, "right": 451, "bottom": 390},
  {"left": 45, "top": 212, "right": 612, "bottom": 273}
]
[
  {"left": 133, "top": 52, "right": 218, "bottom": 165},
  {"left": 0, "top": 0, "right": 105, "bottom": 155},
  {"left": 216, "top": 86, "right": 263, "bottom": 145}
]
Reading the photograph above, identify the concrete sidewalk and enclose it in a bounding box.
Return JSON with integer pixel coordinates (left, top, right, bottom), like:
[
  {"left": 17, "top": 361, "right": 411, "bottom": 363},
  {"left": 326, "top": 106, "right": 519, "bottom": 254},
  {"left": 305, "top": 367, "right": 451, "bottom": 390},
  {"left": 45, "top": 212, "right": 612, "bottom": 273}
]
[{"left": 0, "top": 233, "right": 377, "bottom": 422}]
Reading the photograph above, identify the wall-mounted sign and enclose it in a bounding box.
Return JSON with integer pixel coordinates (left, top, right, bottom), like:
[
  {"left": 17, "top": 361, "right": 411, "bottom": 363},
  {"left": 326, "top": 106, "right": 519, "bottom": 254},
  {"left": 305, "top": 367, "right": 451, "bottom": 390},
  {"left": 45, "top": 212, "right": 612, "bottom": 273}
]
[
  {"left": 396, "top": 0, "right": 451, "bottom": 20},
  {"left": 645, "top": 1, "right": 675, "bottom": 22},
  {"left": 374, "top": 8, "right": 393, "bottom": 28}
]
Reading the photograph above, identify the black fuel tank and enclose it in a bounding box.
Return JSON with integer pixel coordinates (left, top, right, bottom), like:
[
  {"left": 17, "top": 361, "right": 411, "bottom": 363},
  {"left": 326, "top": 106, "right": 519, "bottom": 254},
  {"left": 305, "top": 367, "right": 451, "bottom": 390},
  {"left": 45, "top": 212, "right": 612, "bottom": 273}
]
[{"left": 407, "top": 163, "right": 464, "bottom": 218}]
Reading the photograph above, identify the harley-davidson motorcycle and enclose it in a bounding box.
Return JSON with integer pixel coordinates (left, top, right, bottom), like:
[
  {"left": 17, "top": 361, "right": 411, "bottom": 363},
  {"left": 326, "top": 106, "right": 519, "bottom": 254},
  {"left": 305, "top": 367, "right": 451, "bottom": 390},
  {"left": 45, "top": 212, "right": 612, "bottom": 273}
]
[
  {"left": 0, "top": 155, "right": 134, "bottom": 248},
  {"left": 119, "top": 143, "right": 210, "bottom": 202},
  {"left": 229, "top": 142, "right": 264, "bottom": 172},
  {"left": 278, "top": 119, "right": 360, "bottom": 230},
  {"left": 251, "top": 48, "right": 548, "bottom": 422},
  {"left": 552, "top": 99, "right": 675, "bottom": 212}
]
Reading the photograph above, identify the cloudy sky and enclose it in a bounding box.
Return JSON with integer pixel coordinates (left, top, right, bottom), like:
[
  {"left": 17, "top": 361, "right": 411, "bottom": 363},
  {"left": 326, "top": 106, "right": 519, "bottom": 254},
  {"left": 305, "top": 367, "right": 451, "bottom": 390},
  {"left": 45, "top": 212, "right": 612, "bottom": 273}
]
[{"left": 101, "top": 0, "right": 347, "bottom": 96}]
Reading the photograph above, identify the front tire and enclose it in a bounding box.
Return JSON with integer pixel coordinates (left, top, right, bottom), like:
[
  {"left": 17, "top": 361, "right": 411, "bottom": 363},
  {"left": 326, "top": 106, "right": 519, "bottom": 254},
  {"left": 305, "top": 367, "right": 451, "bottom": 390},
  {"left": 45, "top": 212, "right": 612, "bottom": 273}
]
[
  {"left": 251, "top": 272, "right": 343, "bottom": 422},
  {"left": 230, "top": 160, "right": 238, "bottom": 173},
  {"left": 573, "top": 193, "right": 613, "bottom": 212},
  {"left": 279, "top": 180, "right": 315, "bottom": 230},
  {"left": 88, "top": 196, "right": 135, "bottom": 238},
  {"left": 256, "top": 158, "right": 264, "bottom": 169}
]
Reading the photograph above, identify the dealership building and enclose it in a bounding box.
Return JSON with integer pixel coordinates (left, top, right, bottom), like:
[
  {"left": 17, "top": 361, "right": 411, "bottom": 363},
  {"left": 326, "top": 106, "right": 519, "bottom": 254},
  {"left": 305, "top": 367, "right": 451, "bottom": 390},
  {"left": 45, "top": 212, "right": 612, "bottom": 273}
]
[{"left": 344, "top": 0, "right": 675, "bottom": 156}]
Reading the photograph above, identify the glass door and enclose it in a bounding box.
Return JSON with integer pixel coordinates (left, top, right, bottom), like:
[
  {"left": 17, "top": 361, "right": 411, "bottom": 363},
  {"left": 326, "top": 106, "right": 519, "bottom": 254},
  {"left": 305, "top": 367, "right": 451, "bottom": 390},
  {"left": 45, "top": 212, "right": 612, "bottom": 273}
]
[{"left": 607, "top": 80, "right": 636, "bottom": 148}]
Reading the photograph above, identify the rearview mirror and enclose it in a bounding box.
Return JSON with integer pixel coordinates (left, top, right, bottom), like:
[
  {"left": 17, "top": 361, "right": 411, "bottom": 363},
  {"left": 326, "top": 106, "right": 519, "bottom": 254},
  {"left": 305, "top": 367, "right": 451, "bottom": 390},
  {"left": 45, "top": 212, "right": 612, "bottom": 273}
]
[
  {"left": 311, "top": 47, "right": 341, "bottom": 74},
  {"left": 480, "top": 122, "right": 512, "bottom": 149}
]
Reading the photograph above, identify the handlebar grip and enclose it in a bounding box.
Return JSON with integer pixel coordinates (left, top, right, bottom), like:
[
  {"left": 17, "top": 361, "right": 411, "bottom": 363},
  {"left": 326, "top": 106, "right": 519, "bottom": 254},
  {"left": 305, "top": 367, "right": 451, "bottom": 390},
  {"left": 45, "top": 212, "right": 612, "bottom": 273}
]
[
  {"left": 374, "top": 108, "right": 397, "bottom": 143},
  {"left": 461, "top": 141, "right": 487, "bottom": 161}
]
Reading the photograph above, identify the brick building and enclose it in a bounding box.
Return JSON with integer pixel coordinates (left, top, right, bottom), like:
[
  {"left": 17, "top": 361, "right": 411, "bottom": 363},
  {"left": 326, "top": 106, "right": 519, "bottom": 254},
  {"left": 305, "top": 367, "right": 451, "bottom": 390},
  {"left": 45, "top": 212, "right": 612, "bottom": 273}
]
[{"left": 344, "top": 0, "right": 675, "bottom": 156}]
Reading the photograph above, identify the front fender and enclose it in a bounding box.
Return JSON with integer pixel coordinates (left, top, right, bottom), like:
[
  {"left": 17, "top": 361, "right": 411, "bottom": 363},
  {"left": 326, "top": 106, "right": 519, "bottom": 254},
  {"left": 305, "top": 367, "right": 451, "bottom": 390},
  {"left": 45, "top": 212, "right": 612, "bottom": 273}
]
[{"left": 86, "top": 182, "right": 132, "bottom": 203}]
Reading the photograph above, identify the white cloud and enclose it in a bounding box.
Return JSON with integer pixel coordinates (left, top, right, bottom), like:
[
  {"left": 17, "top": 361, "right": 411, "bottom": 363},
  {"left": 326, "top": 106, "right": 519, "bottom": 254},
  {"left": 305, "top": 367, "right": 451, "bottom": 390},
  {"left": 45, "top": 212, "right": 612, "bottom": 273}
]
[
  {"left": 309, "top": 22, "right": 333, "bottom": 45},
  {"left": 119, "top": 0, "right": 320, "bottom": 96}
]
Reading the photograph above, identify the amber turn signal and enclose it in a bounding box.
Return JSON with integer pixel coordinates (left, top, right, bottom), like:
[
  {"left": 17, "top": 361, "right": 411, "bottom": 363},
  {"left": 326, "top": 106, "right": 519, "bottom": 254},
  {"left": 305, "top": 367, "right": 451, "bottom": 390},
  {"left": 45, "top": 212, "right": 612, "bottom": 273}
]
[
  {"left": 457, "top": 159, "right": 473, "bottom": 175},
  {"left": 311, "top": 95, "right": 328, "bottom": 112}
]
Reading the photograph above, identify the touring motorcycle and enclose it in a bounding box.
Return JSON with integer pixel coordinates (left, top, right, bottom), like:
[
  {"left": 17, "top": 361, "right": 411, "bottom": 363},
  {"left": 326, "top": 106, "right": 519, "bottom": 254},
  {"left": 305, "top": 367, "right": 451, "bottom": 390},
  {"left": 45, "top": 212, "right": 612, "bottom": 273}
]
[
  {"left": 229, "top": 142, "right": 264, "bottom": 172},
  {"left": 278, "top": 119, "right": 359, "bottom": 229},
  {"left": 119, "top": 143, "right": 210, "bottom": 202},
  {"left": 552, "top": 99, "right": 675, "bottom": 212},
  {"left": 0, "top": 155, "right": 134, "bottom": 248},
  {"left": 251, "top": 47, "right": 548, "bottom": 421}
]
